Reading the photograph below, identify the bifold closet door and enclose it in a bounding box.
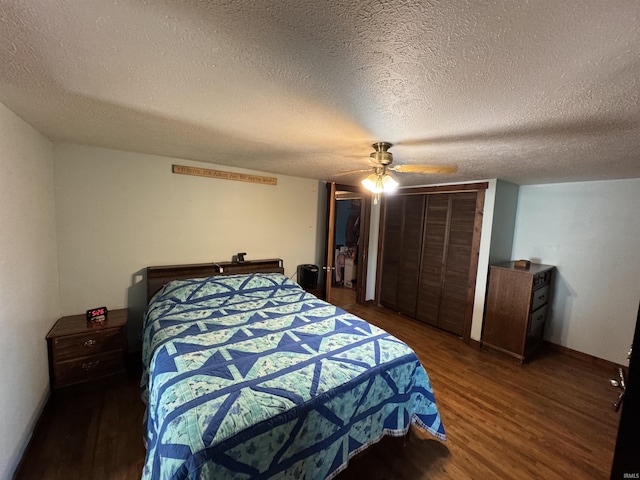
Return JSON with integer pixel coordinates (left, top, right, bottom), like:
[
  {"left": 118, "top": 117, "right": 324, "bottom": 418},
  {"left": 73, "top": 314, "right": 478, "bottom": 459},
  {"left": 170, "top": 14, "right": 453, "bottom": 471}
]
[
  {"left": 396, "top": 195, "right": 425, "bottom": 316},
  {"left": 416, "top": 191, "right": 477, "bottom": 335},
  {"left": 379, "top": 195, "right": 403, "bottom": 309},
  {"left": 416, "top": 194, "right": 449, "bottom": 328},
  {"left": 437, "top": 192, "right": 477, "bottom": 335},
  {"left": 379, "top": 194, "right": 425, "bottom": 316},
  {"left": 380, "top": 190, "right": 478, "bottom": 337}
]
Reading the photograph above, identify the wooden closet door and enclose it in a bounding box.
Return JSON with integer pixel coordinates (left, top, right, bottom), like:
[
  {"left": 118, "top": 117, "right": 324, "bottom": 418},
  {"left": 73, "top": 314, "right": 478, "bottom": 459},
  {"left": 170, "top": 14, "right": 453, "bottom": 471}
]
[
  {"left": 438, "top": 192, "right": 477, "bottom": 335},
  {"left": 416, "top": 194, "right": 449, "bottom": 326},
  {"left": 379, "top": 195, "right": 403, "bottom": 309},
  {"left": 396, "top": 195, "right": 425, "bottom": 316},
  {"left": 416, "top": 191, "right": 478, "bottom": 335},
  {"left": 380, "top": 188, "right": 481, "bottom": 337},
  {"left": 379, "top": 195, "right": 425, "bottom": 314}
]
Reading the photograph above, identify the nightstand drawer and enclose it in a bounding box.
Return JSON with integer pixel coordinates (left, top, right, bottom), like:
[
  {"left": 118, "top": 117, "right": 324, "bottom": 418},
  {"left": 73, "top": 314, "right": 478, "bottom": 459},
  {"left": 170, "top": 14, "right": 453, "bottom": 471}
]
[
  {"left": 53, "top": 329, "right": 124, "bottom": 361},
  {"left": 53, "top": 351, "right": 125, "bottom": 388}
]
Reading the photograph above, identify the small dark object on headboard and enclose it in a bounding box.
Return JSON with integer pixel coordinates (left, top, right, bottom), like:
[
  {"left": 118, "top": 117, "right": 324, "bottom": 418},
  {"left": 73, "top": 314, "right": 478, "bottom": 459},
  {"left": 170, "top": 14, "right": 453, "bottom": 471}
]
[
  {"left": 233, "top": 252, "right": 247, "bottom": 263},
  {"left": 146, "top": 258, "right": 284, "bottom": 303}
]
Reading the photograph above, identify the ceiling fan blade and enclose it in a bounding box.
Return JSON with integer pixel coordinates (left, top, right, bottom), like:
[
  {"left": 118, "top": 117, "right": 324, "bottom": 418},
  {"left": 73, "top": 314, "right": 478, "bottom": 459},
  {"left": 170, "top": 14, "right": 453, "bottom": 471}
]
[
  {"left": 334, "top": 168, "right": 371, "bottom": 176},
  {"left": 390, "top": 165, "right": 458, "bottom": 174},
  {"left": 394, "top": 118, "right": 635, "bottom": 147}
]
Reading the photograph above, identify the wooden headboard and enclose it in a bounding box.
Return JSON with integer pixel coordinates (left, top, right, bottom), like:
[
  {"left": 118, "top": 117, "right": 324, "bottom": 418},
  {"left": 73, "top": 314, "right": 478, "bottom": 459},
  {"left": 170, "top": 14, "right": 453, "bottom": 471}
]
[{"left": 146, "top": 258, "right": 284, "bottom": 303}]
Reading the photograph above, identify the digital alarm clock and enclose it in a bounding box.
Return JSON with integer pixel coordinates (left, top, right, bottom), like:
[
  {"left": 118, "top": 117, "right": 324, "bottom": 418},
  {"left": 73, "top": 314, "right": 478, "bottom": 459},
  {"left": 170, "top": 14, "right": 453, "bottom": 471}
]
[{"left": 86, "top": 306, "right": 108, "bottom": 322}]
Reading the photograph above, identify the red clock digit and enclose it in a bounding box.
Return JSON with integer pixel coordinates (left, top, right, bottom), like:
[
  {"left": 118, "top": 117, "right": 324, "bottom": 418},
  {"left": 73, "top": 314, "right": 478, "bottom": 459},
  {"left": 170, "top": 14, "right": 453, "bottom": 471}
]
[{"left": 86, "top": 306, "right": 108, "bottom": 322}]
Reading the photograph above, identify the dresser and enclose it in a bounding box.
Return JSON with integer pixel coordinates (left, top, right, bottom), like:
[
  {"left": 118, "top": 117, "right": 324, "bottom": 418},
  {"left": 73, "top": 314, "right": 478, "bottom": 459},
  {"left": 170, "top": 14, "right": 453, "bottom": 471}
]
[
  {"left": 482, "top": 262, "right": 554, "bottom": 362},
  {"left": 46, "top": 309, "right": 128, "bottom": 389}
]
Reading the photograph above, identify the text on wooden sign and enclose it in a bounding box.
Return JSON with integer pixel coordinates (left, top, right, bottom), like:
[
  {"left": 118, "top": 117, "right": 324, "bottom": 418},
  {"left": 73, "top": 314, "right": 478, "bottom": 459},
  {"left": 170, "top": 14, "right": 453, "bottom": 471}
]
[{"left": 172, "top": 165, "right": 277, "bottom": 186}]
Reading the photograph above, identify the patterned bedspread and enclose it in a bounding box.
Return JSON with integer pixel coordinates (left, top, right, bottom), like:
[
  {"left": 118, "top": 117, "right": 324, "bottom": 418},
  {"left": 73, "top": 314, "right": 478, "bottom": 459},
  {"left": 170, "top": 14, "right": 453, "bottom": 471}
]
[{"left": 141, "top": 273, "right": 445, "bottom": 480}]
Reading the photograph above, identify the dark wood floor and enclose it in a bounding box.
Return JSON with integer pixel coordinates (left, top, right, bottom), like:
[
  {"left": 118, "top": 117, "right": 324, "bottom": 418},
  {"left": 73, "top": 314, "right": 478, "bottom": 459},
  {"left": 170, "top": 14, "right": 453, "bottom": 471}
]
[
  {"left": 15, "top": 304, "right": 620, "bottom": 479},
  {"left": 330, "top": 285, "right": 357, "bottom": 309}
]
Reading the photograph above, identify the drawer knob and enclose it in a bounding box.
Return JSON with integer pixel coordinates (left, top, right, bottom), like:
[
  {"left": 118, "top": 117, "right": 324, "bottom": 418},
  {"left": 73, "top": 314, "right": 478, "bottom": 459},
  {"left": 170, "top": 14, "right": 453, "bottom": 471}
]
[
  {"left": 84, "top": 339, "right": 97, "bottom": 347},
  {"left": 81, "top": 360, "right": 100, "bottom": 371}
]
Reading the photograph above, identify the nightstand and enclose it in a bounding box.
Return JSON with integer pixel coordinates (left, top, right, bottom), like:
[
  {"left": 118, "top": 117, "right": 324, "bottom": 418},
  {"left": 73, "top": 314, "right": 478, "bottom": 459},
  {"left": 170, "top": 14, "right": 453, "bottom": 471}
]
[{"left": 46, "top": 309, "right": 128, "bottom": 389}]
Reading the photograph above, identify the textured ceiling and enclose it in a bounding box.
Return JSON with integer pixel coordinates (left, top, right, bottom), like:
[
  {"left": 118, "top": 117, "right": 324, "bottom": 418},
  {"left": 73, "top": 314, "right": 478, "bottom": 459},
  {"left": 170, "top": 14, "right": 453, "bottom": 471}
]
[{"left": 1, "top": 0, "right": 639, "bottom": 186}]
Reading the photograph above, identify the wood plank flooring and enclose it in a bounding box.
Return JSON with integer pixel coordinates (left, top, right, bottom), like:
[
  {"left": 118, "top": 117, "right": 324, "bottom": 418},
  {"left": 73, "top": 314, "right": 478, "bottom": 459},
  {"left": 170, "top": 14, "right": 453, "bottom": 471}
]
[
  {"left": 340, "top": 305, "right": 620, "bottom": 480},
  {"left": 14, "top": 371, "right": 146, "bottom": 480},
  {"left": 330, "top": 285, "right": 357, "bottom": 309},
  {"left": 15, "top": 305, "right": 620, "bottom": 479}
]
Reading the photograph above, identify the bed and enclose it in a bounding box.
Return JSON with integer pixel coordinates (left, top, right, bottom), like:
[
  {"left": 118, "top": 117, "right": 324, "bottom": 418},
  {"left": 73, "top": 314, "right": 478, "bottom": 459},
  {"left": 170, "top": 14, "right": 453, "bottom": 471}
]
[{"left": 141, "top": 259, "right": 445, "bottom": 479}]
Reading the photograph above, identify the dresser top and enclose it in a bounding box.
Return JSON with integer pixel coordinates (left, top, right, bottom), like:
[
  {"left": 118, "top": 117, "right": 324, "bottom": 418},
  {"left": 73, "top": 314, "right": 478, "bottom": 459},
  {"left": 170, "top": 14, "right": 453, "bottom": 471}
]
[
  {"left": 491, "top": 261, "right": 555, "bottom": 274},
  {"left": 46, "top": 308, "right": 128, "bottom": 338}
]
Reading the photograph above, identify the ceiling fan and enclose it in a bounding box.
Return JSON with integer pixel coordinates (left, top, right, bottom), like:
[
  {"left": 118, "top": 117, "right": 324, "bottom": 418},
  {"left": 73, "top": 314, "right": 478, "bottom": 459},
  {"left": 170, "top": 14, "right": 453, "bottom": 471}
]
[{"left": 340, "top": 142, "right": 458, "bottom": 203}]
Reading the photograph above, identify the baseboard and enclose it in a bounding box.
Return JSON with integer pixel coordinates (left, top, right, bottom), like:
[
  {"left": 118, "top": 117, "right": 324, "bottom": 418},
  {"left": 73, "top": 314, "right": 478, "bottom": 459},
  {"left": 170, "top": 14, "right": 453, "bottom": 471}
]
[
  {"left": 544, "top": 341, "right": 623, "bottom": 370},
  {"left": 467, "top": 338, "right": 482, "bottom": 349}
]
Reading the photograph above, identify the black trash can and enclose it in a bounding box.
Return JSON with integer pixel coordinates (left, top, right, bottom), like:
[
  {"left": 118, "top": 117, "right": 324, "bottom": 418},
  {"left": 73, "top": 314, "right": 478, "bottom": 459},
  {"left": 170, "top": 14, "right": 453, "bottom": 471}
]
[{"left": 297, "top": 264, "right": 319, "bottom": 289}]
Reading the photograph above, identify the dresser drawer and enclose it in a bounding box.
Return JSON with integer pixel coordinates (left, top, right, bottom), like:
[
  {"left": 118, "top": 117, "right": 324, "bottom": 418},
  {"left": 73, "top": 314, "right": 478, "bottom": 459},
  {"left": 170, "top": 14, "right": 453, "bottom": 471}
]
[
  {"left": 53, "top": 329, "right": 124, "bottom": 362},
  {"left": 53, "top": 351, "right": 125, "bottom": 388},
  {"left": 529, "top": 304, "right": 548, "bottom": 333},
  {"left": 533, "top": 269, "right": 553, "bottom": 289},
  {"left": 531, "top": 284, "right": 550, "bottom": 312}
]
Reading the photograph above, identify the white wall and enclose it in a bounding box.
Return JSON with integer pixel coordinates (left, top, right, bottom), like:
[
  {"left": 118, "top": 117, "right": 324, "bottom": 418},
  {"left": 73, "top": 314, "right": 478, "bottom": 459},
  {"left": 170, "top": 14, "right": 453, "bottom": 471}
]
[
  {"left": 0, "top": 103, "right": 59, "bottom": 478},
  {"left": 488, "top": 179, "right": 519, "bottom": 264},
  {"left": 470, "top": 179, "right": 497, "bottom": 341},
  {"left": 53, "top": 143, "right": 322, "bottom": 347},
  {"left": 512, "top": 179, "right": 640, "bottom": 365},
  {"left": 365, "top": 202, "right": 381, "bottom": 301}
]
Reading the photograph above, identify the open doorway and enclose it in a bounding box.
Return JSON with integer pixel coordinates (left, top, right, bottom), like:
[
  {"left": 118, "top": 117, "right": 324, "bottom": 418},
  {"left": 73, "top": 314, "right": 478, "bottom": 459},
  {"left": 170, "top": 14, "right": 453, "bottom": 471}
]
[
  {"left": 323, "top": 183, "right": 370, "bottom": 308},
  {"left": 332, "top": 193, "right": 361, "bottom": 307}
]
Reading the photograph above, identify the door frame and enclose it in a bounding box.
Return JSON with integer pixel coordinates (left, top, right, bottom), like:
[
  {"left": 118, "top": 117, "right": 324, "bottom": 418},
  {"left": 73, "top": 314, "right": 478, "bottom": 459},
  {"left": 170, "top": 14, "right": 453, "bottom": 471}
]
[{"left": 323, "top": 183, "right": 371, "bottom": 305}]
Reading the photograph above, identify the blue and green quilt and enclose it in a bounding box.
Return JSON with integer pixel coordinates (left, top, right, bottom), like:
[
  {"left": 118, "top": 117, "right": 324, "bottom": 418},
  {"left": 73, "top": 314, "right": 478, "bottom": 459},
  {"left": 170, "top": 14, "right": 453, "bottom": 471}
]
[{"left": 141, "top": 273, "right": 445, "bottom": 480}]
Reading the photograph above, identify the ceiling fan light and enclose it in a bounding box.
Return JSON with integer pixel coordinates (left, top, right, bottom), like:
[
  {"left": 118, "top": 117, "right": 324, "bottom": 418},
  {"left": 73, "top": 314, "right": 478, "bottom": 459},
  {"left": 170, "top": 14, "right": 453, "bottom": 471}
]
[
  {"left": 362, "top": 173, "right": 382, "bottom": 193},
  {"left": 381, "top": 173, "right": 399, "bottom": 192}
]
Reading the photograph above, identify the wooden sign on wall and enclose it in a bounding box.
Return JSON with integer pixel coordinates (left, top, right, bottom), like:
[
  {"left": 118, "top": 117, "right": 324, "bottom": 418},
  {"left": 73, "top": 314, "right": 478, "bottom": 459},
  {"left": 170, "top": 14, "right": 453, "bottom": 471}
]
[{"left": 172, "top": 165, "right": 277, "bottom": 186}]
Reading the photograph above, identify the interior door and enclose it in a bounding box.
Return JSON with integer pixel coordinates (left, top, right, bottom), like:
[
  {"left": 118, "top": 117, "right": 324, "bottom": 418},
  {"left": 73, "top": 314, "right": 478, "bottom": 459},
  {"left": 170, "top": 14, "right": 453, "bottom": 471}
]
[
  {"left": 323, "top": 182, "right": 370, "bottom": 305},
  {"left": 610, "top": 302, "right": 640, "bottom": 478}
]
